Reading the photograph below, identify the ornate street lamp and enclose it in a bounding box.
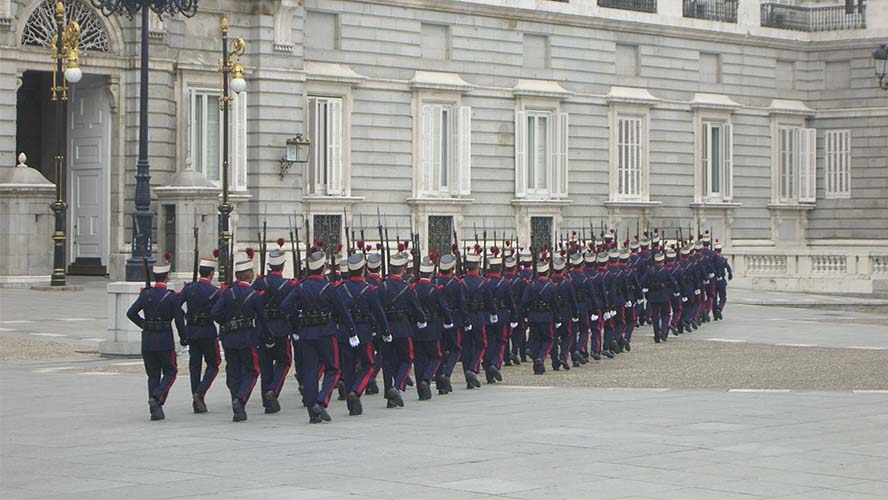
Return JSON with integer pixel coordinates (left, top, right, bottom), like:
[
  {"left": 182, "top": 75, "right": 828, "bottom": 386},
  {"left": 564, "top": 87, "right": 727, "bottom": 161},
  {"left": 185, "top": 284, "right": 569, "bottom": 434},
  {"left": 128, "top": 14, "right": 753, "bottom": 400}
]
[
  {"left": 217, "top": 15, "right": 246, "bottom": 284},
  {"left": 50, "top": 1, "right": 84, "bottom": 287},
  {"left": 874, "top": 43, "right": 888, "bottom": 91},
  {"left": 90, "top": 0, "right": 198, "bottom": 281}
]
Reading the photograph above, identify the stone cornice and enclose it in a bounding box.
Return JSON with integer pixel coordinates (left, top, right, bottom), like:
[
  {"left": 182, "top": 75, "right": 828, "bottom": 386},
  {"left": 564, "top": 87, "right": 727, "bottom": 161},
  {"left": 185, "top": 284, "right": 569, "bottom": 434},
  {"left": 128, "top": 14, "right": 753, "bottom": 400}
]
[
  {"left": 606, "top": 87, "right": 659, "bottom": 106},
  {"left": 305, "top": 62, "right": 367, "bottom": 85},
  {"left": 768, "top": 99, "right": 815, "bottom": 117},
  {"left": 406, "top": 197, "right": 475, "bottom": 206},
  {"left": 690, "top": 93, "right": 742, "bottom": 112},
  {"left": 409, "top": 71, "right": 473, "bottom": 93},
  {"left": 512, "top": 79, "right": 573, "bottom": 99}
]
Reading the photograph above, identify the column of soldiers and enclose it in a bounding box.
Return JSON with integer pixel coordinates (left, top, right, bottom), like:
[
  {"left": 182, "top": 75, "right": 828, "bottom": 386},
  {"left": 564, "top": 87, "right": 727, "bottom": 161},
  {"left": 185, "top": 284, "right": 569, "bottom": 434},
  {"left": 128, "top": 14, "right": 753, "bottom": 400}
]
[{"left": 126, "top": 226, "right": 732, "bottom": 423}]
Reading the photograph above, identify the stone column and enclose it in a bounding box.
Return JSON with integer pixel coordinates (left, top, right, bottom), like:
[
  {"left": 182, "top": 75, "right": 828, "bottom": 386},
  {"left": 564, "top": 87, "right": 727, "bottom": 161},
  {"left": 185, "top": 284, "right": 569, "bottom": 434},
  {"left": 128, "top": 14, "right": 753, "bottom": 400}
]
[{"left": 0, "top": 154, "right": 56, "bottom": 286}]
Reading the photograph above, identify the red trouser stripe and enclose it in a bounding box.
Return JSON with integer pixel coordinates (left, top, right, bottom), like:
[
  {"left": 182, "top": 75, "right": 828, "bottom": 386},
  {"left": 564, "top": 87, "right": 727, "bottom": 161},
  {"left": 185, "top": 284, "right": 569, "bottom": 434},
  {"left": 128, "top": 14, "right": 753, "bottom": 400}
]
[{"left": 321, "top": 338, "right": 342, "bottom": 407}]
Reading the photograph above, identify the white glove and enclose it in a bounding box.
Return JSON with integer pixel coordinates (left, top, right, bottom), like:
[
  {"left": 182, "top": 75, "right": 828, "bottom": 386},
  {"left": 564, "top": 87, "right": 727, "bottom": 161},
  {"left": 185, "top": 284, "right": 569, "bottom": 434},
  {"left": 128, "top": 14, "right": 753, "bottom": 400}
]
[
  {"left": 610, "top": 310, "right": 617, "bottom": 317},
  {"left": 348, "top": 336, "right": 360, "bottom": 348},
  {"left": 464, "top": 323, "right": 473, "bottom": 332},
  {"left": 682, "top": 297, "right": 688, "bottom": 303},
  {"left": 510, "top": 322, "right": 518, "bottom": 328},
  {"left": 703, "top": 280, "right": 710, "bottom": 285},
  {"left": 525, "top": 327, "right": 530, "bottom": 336},
  {"left": 673, "top": 292, "right": 680, "bottom": 297},
  {"left": 639, "top": 298, "right": 646, "bottom": 306},
  {"left": 444, "top": 323, "right": 454, "bottom": 329},
  {"left": 571, "top": 317, "right": 579, "bottom": 323},
  {"left": 489, "top": 314, "right": 499, "bottom": 324},
  {"left": 292, "top": 334, "right": 300, "bottom": 341},
  {"left": 416, "top": 321, "right": 427, "bottom": 329},
  {"left": 625, "top": 301, "right": 632, "bottom": 308},
  {"left": 555, "top": 322, "right": 562, "bottom": 329},
  {"left": 590, "top": 314, "right": 599, "bottom": 321},
  {"left": 383, "top": 334, "right": 393, "bottom": 343},
  {"left": 642, "top": 288, "right": 649, "bottom": 293},
  {"left": 694, "top": 289, "right": 701, "bottom": 296},
  {"left": 708, "top": 273, "right": 715, "bottom": 279}
]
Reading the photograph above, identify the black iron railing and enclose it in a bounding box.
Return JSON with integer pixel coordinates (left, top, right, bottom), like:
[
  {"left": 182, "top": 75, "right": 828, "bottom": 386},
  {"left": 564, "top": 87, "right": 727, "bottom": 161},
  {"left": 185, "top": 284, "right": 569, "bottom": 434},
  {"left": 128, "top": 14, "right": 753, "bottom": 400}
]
[
  {"left": 598, "top": 0, "right": 657, "bottom": 14},
  {"left": 761, "top": 3, "right": 866, "bottom": 32},
  {"left": 683, "top": 0, "right": 738, "bottom": 23}
]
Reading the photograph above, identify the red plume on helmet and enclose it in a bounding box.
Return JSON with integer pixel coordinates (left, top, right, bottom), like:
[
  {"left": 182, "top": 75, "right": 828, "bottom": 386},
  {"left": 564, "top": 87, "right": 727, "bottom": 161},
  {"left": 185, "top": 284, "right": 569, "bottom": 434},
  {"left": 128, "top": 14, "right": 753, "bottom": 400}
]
[
  {"left": 277, "top": 238, "right": 285, "bottom": 247},
  {"left": 336, "top": 243, "right": 343, "bottom": 253},
  {"left": 540, "top": 251, "right": 548, "bottom": 261},
  {"left": 163, "top": 251, "right": 172, "bottom": 262},
  {"left": 543, "top": 243, "right": 550, "bottom": 251},
  {"left": 572, "top": 231, "right": 577, "bottom": 237},
  {"left": 588, "top": 241, "right": 594, "bottom": 249},
  {"left": 559, "top": 250, "right": 566, "bottom": 257},
  {"left": 429, "top": 250, "right": 439, "bottom": 261},
  {"left": 397, "top": 242, "right": 405, "bottom": 252},
  {"left": 491, "top": 246, "right": 500, "bottom": 256},
  {"left": 309, "top": 246, "right": 318, "bottom": 254},
  {"left": 473, "top": 243, "right": 481, "bottom": 254},
  {"left": 376, "top": 243, "right": 383, "bottom": 250},
  {"left": 357, "top": 240, "right": 365, "bottom": 250},
  {"left": 610, "top": 228, "right": 615, "bottom": 234},
  {"left": 505, "top": 240, "right": 511, "bottom": 247},
  {"left": 245, "top": 247, "right": 255, "bottom": 259},
  {"left": 212, "top": 248, "right": 220, "bottom": 258},
  {"left": 403, "top": 240, "right": 410, "bottom": 249},
  {"left": 315, "top": 239, "right": 325, "bottom": 248},
  {"left": 451, "top": 243, "right": 458, "bottom": 253},
  {"left": 654, "top": 229, "right": 659, "bottom": 234}
]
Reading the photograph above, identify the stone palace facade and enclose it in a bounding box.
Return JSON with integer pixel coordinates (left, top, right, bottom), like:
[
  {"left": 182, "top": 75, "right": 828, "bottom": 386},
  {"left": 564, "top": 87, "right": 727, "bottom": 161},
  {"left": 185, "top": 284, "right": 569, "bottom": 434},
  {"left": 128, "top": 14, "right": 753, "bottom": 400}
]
[{"left": 1, "top": 0, "right": 886, "bottom": 292}]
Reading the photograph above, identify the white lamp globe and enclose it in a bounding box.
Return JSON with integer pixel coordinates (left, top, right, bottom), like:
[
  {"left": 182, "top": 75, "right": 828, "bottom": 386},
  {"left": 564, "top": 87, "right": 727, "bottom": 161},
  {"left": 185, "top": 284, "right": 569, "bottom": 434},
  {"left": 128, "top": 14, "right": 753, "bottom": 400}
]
[
  {"left": 231, "top": 77, "right": 246, "bottom": 94},
  {"left": 64, "top": 66, "right": 83, "bottom": 84}
]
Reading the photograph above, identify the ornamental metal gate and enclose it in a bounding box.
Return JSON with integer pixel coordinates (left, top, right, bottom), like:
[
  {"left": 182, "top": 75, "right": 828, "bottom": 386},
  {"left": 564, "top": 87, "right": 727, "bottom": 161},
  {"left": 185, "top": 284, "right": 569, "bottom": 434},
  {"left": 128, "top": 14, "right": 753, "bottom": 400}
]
[
  {"left": 530, "top": 216, "right": 553, "bottom": 253},
  {"left": 313, "top": 214, "right": 342, "bottom": 256},
  {"left": 428, "top": 215, "right": 453, "bottom": 257}
]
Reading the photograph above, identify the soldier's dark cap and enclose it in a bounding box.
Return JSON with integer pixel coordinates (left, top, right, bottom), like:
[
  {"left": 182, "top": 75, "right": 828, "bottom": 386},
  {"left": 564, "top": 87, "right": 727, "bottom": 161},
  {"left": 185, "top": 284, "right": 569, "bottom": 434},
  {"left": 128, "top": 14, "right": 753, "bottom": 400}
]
[
  {"left": 307, "top": 251, "right": 326, "bottom": 271},
  {"left": 366, "top": 253, "right": 382, "bottom": 269}
]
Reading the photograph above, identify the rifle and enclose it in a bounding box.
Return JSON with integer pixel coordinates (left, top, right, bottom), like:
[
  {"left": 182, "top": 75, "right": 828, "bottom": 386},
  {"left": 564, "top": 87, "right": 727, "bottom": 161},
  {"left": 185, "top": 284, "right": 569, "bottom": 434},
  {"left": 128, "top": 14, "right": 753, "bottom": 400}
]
[
  {"left": 636, "top": 220, "right": 640, "bottom": 241},
  {"left": 678, "top": 224, "right": 684, "bottom": 245},
  {"left": 192, "top": 224, "right": 199, "bottom": 283},
  {"left": 344, "top": 208, "right": 351, "bottom": 257},
  {"left": 531, "top": 245, "right": 538, "bottom": 279},
  {"left": 376, "top": 208, "right": 386, "bottom": 276},
  {"left": 482, "top": 224, "right": 488, "bottom": 273},
  {"left": 384, "top": 226, "right": 391, "bottom": 276},
  {"left": 259, "top": 204, "right": 268, "bottom": 272},
  {"left": 289, "top": 214, "right": 300, "bottom": 280},
  {"left": 452, "top": 228, "right": 463, "bottom": 275}
]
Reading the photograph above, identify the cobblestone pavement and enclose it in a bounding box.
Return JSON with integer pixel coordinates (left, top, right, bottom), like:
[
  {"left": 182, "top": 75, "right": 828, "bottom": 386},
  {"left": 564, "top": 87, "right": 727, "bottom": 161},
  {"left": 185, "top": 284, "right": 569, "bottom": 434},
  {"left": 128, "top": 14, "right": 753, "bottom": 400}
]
[{"left": 2, "top": 280, "right": 888, "bottom": 499}]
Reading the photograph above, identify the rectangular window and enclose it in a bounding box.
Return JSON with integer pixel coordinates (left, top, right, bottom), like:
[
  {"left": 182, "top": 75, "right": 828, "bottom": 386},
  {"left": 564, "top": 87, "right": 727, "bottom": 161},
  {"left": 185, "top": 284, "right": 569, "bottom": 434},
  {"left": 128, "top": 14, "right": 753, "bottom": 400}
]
[
  {"left": 190, "top": 89, "right": 247, "bottom": 191},
  {"left": 617, "top": 115, "right": 643, "bottom": 199},
  {"left": 700, "top": 52, "right": 721, "bottom": 84},
  {"left": 419, "top": 103, "right": 471, "bottom": 197},
  {"left": 421, "top": 23, "right": 449, "bottom": 60},
  {"left": 616, "top": 44, "right": 639, "bottom": 77},
  {"left": 305, "top": 11, "right": 339, "bottom": 50},
  {"left": 702, "top": 121, "right": 733, "bottom": 200},
  {"left": 778, "top": 126, "right": 816, "bottom": 203},
  {"left": 308, "top": 96, "right": 343, "bottom": 196},
  {"left": 515, "top": 110, "right": 567, "bottom": 198},
  {"left": 824, "top": 129, "right": 851, "bottom": 198},
  {"left": 523, "top": 34, "right": 549, "bottom": 69}
]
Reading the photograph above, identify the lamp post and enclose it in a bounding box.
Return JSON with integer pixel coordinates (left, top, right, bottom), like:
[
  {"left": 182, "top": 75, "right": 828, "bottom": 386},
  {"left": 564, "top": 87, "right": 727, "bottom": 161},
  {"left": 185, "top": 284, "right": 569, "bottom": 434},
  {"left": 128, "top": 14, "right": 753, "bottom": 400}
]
[
  {"left": 50, "top": 1, "right": 83, "bottom": 287},
  {"left": 90, "top": 0, "right": 198, "bottom": 281},
  {"left": 874, "top": 44, "right": 888, "bottom": 91},
  {"left": 217, "top": 15, "right": 246, "bottom": 284}
]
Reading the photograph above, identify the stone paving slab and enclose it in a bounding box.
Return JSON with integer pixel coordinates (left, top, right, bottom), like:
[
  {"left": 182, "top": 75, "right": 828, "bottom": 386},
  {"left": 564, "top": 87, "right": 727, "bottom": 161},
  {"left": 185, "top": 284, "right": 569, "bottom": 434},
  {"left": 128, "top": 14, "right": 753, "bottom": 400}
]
[{"left": 3, "top": 366, "right": 888, "bottom": 500}]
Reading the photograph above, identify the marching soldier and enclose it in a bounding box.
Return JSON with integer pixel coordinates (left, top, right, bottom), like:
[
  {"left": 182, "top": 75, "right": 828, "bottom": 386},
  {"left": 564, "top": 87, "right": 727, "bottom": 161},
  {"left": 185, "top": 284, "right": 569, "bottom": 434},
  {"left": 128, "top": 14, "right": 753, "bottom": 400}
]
[
  {"left": 603, "top": 247, "right": 626, "bottom": 354},
  {"left": 460, "top": 246, "right": 497, "bottom": 389},
  {"left": 666, "top": 247, "right": 684, "bottom": 336},
  {"left": 622, "top": 246, "right": 643, "bottom": 351},
  {"left": 592, "top": 251, "right": 612, "bottom": 358},
  {"left": 210, "top": 253, "right": 274, "bottom": 422},
  {"left": 482, "top": 249, "right": 517, "bottom": 384},
  {"left": 337, "top": 253, "right": 389, "bottom": 415},
  {"left": 127, "top": 255, "right": 187, "bottom": 421},
  {"left": 521, "top": 252, "right": 561, "bottom": 375},
  {"left": 252, "top": 247, "right": 295, "bottom": 414},
  {"left": 412, "top": 255, "right": 453, "bottom": 399},
  {"left": 180, "top": 254, "right": 221, "bottom": 414},
  {"left": 504, "top": 253, "right": 526, "bottom": 366},
  {"left": 712, "top": 241, "right": 733, "bottom": 320},
  {"left": 511, "top": 249, "right": 534, "bottom": 363},
  {"left": 281, "top": 250, "right": 357, "bottom": 423},
  {"left": 640, "top": 251, "right": 679, "bottom": 343},
  {"left": 434, "top": 254, "right": 465, "bottom": 395},
  {"left": 377, "top": 251, "right": 427, "bottom": 407},
  {"left": 364, "top": 251, "right": 384, "bottom": 396},
  {"left": 568, "top": 250, "right": 594, "bottom": 365},
  {"left": 550, "top": 256, "right": 579, "bottom": 371}
]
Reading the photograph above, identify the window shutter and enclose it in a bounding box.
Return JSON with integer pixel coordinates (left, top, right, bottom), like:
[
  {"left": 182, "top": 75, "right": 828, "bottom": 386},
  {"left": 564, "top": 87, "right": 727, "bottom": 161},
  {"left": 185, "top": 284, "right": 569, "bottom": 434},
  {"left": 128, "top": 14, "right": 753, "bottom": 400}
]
[
  {"left": 723, "top": 122, "right": 733, "bottom": 201},
  {"left": 326, "top": 98, "right": 343, "bottom": 196},
  {"left": 555, "top": 112, "right": 569, "bottom": 197},
  {"left": 515, "top": 111, "right": 527, "bottom": 198},
  {"left": 419, "top": 104, "right": 433, "bottom": 196},
  {"left": 232, "top": 91, "right": 248, "bottom": 191},
  {"left": 308, "top": 97, "right": 319, "bottom": 194},
  {"left": 456, "top": 105, "right": 472, "bottom": 196},
  {"left": 799, "top": 127, "right": 816, "bottom": 203},
  {"left": 702, "top": 122, "right": 711, "bottom": 197}
]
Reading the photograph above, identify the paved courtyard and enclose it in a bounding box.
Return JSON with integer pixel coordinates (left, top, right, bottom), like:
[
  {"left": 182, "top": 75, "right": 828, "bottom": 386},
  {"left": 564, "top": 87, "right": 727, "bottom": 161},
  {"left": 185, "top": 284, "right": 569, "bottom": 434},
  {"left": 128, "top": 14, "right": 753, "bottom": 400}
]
[{"left": 2, "top": 279, "right": 888, "bottom": 499}]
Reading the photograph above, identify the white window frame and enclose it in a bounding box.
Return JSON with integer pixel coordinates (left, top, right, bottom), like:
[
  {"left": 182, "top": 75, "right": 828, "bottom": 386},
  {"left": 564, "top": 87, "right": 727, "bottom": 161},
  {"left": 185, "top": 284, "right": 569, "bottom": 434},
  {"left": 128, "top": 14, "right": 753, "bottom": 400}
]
[
  {"left": 824, "top": 129, "right": 851, "bottom": 199},
  {"left": 515, "top": 101, "right": 568, "bottom": 200},
  {"left": 608, "top": 105, "right": 650, "bottom": 202},
  {"left": 188, "top": 87, "right": 248, "bottom": 192},
  {"left": 413, "top": 92, "right": 471, "bottom": 199},
  {"left": 701, "top": 120, "right": 733, "bottom": 202},
  {"left": 773, "top": 124, "right": 816, "bottom": 204},
  {"left": 307, "top": 95, "right": 344, "bottom": 196}
]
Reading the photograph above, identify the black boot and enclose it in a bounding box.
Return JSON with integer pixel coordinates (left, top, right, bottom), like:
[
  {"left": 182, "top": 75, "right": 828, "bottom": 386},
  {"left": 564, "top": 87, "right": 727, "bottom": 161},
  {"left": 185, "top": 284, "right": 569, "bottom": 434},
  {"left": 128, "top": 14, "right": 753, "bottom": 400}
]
[
  {"left": 465, "top": 370, "right": 481, "bottom": 388},
  {"left": 192, "top": 393, "right": 207, "bottom": 414},
  {"left": 603, "top": 350, "right": 614, "bottom": 359},
  {"left": 511, "top": 353, "right": 522, "bottom": 366},
  {"left": 591, "top": 352, "right": 601, "bottom": 361},
  {"left": 365, "top": 379, "right": 379, "bottom": 395},
  {"left": 264, "top": 391, "right": 281, "bottom": 414},
  {"left": 654, "top": 334, "right": 661, "bottom": 343},
  {"left": 418, "top": 381, "right": 431, "bottom": 400},
  {"left": 232, "top": 398, "right": 247, "bottom": 422},
  {"left": 623, "top": 339, "right": 631, "bottom": 352},
  {"left": 533, "top": 358, "right": 545, "bottom": 375},
  {"left": 149, "top": 397, "right": 165, "bottom": 421},
  {"left": 347, "top": 392, "right": 363, "bottom": 415},
  {"left": 311, "top": 403, "right": 332, "bottom": 422},
  {"left": 386, "top": 388, "right": 404, "bottom": 407},
  {"left": 336, "top": 380, "right": 347, "bottom": 401}
]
